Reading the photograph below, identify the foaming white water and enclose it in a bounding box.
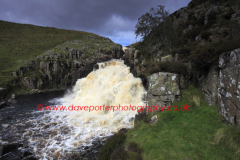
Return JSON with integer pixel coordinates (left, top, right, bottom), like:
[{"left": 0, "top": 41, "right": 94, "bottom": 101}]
[{"left": 23, "top": 59, "right": 146, "bottom": 159}]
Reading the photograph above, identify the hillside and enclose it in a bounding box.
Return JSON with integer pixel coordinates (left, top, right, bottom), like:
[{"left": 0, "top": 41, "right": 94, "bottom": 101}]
[
  {"left": 0, "top": 20, "right": 123, "bottom": 96},
  {"left": 133, "top": 0, "right": 240, "bottom": 77}
]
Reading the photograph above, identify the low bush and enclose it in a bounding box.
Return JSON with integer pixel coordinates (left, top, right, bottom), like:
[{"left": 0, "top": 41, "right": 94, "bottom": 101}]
[
  {"left": 109, "top": 147, "right": 129, "bottom": 160},
  {"left": 127, "top": 142, "right": 142, "bottom": 154},
  {"left": 190, "top": 37, "right": 240, "bottom": 69},
  {"left": 201, "top": 31, "right": 212, "bottom": 40},
  {"left": 183, "top": 25, "right": 202, "bottom": 40},
  {"left": 110, "top": 142, "right": 143, "bottom": 160},
  {"left": 203, "top": 12, "right": 217, "bottom": 30},
  {"left": 134, "top": 111, "right": 149, "bottom": 124},
  {"left": 171, "top": 45, "right": 193, "bottom": 57},
  {"left": 188, "top": 0, "right": 208, "bottom": 8},
  {"left": 158, "top": 61, "right": 188, "bottom": 76},
  {"left": 135, "top": 41, "right": 152, "bottom": 61},
  {"left": 223, "top": 8, "right": 235, "bottom": 19},
  {"left": 97, "top": 133, "right": 126, "bottom": 160},
  {"left": 219, "top": 18, "right": 230, "bottom": 27}
]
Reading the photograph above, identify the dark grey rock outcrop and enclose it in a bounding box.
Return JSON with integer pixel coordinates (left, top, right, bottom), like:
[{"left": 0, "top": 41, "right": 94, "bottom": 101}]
[{"left": 0, "top": 88, "right": 7, "bottom": 99}]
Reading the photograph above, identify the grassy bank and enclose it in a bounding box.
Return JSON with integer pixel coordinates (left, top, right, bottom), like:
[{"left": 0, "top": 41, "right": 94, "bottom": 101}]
[
  {"left": 0, "top": 20, "right": 116, "bottom": 87},
  {"left": 0, "top": 20, "right": 120, "bottom": 96},
  {"left": 122, "top": 85, "right": 240, "bottom": 160}
]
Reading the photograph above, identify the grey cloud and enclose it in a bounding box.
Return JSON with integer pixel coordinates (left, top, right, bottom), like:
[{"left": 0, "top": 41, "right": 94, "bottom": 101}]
[{"left": 0, "top": 0, "right": 191, "bottom": 45}]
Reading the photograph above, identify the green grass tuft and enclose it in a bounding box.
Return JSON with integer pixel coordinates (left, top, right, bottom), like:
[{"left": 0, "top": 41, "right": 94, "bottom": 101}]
[{"left": 124, "top": 84, "right": 240, "bottom": 160}]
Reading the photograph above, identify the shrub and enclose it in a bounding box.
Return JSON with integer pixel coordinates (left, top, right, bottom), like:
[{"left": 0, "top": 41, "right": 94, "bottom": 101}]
[
  {"left": 127, "top": 142, "right": 142, "bottom": 154},
  {"left": 183, "top": 25, "right": 202, "bottom": 40},
  {"left": 203, "top": 12, "right": 217, "bottom": 30},
  {"left": 201, "top": 31, "right": 212, "bottom": 40},
  {"left": 109, "top": 147, "right": 129, "bottom": 160},
  {"left": 223, "top": 8, "right": 235, "bottom": 19},
  {"left": 219, "top": 18, "right": 230, "bottom": 26},
  {"left": 97, "top": 133, "right": 126, "bottom": 160},
  {"left": 158, "top": 61, "right": 188, "bottom": 76},
  {"left": 188, "top": 0, "right": 208, "bottom": 8},
  {"left": 134, "top": 112, "right": 149, "bottom": 123},
  {"left": 190, "top": 37, "right": 240, "bottom": 70},
  {"left": 109, "top": 142, "right": 143, "bottom": 160},
  {"left": 171, "top": 46, "right": 192, "bottom": 57},
  {"left": 135, "top": 41, "right": 152, "bottom": 61}
]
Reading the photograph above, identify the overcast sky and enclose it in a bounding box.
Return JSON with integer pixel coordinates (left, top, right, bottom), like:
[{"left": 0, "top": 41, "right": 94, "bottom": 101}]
[{"left": 0, "top": 0, "right": 191, "bottom": 46}]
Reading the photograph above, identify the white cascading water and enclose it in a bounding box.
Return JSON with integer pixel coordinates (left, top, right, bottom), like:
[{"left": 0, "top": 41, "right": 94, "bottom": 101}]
[{"left": 22, "top": 59, "right": 146, "bottom": 159}]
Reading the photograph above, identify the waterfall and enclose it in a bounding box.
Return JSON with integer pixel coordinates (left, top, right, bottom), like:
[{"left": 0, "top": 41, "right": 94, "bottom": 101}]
[{"left": 12, "top": 59, "right": 146, "bottom": 159}]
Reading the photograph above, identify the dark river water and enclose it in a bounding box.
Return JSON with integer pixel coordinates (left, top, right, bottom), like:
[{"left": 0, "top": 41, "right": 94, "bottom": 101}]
[
  {"left": 0, "top": 91, "right": 66, "bottom": 159},
  {"left": 0, "top": 91, "right": 65, "bottom": 120}
]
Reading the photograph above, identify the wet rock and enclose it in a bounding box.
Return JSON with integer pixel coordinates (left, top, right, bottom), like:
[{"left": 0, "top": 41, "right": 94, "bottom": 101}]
[
  {"left": 0, "top": 88, "right": 8, "bottom": 99},
  {"left": 0, "top": 144, "right": 36, "bottom": 160},
  {"left": 93, "top": 64, "right": 99, "bottom": 71},
  {"left": 21, "top": 151, "right": 33, "bottom": 158},
  {"left": 23, "top": 156, "right": 37, "bottom": 160},
  {"left": 8, "top": 94, "right": 17, "bottom": 104},
  {"left": 0, "top": 143, "right": 22, "bottom": 156},
  {"left": 0, "top": 101, "right": 7, "bottom": 109}
]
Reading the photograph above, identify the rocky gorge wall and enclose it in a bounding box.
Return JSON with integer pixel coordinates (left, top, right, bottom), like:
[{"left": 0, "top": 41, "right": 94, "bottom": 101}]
[
  {"left": 6, "top": 37, "right": 124, "bottom": 95},
  {"left": 123, "top": 45, "right": 240, "bottom": 128},
  {"left": 197, "top": 48, "right": 240, "bottom": 127}
]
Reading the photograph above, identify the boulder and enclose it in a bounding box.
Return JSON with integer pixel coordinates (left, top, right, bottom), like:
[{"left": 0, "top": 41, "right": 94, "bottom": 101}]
[
  {"left": 13, "top": 72, "right": 18, "bottom": 77},
  {"left": 149, "top": 115, "right": 158, "bottom": 125},
  {"left": 146, "top": 72, "right": 181, "bottom": 113}
]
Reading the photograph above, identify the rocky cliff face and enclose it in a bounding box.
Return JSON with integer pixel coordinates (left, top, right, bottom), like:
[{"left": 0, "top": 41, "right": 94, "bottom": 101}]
[
  {"left": 217, "top": 49, "right": 240, "bottom": 126},
  {"left": 194, "top": 48, "right": 240, "bottom": 127},
  {"left": 11, "top": 36, "right": 124, "bottom": 93},
  {"left": 130, "top": 0, "right": 240, "bottom": 128}
]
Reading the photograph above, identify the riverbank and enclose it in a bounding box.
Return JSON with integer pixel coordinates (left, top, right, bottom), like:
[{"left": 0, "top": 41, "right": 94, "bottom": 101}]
[{"left": 97, "top": 84, "right": 240, "bottom": 160}]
